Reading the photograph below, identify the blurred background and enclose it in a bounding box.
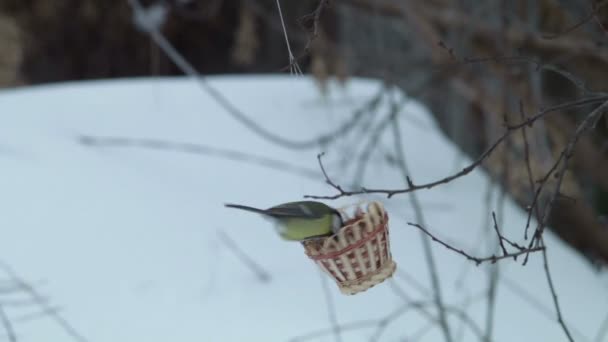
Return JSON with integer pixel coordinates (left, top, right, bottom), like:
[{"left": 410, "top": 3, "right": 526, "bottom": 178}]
[
  {"left": 2, "top": 1, "right": 608, "bottom": 341},
  {"left": 1, "top": 0, "right": 606, "bottom": 267}
]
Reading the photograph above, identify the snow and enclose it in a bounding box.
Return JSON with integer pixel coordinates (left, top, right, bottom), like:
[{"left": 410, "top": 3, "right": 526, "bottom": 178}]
[{"left": 0, "top": 75, "right": 606, "bottom": 341}]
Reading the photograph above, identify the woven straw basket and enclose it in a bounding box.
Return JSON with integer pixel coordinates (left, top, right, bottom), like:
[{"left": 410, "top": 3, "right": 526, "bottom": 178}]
[{"left": 302, "top": 201, "right": 396, "bottom": 295}]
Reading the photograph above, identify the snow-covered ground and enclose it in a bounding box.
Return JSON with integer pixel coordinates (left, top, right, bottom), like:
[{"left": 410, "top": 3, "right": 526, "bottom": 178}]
[{"left": 0, "top": 76, "right": 606, "bottom": 342}]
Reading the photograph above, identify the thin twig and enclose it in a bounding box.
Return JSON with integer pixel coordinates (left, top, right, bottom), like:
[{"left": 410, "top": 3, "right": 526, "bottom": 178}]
[
  {"left": 0, "top": 262, "right": 88, "bottom": 342},
  {"left": 458, "top": 55, "right": 600, "bottom": 95},
  {"left": 541, "top": 0, "right": 608, "bottom": 39},
  {"left": 368, "top": 302, "right": 416, "bottom": 342},
  {"left": 288, "top": 320, "right": 378, "bottom": 342},
  {"left": 594, "top": 310, "right": 608, "bottom": 342},
  {"left": 485, "top": 141, "right": 508, "bottom": 342},
  {"left": 490, "top": 197, "right": 526, "bottom": 253},
  {"left": 386, "top": 280, "right": 442, "bottom": 332},
  {"left": 394, "top": 270, "right": 430, "bottom": 296},
  {"left": 520, "top": 95, "right": 580, "bottom": 342},
  {"left": 388, "top": 280, "right": 487, "bottom": 342},
  {"left": 307, "top": 128, "right": 510, "bottom": 199},
  {"left": 406, "top": 222, "right": 544, "bottom": 266},
  {"left": 79, "top": 136, "right": 320, "bottom": 180},
  {"left": 218, "top": 231, "right": 271, "bottom": 283},
  {"left": 0, "top": 297, "right": 50, "bottom": 307},
  {"left": 0, "top": 305, "right": 16, "bottom": 342},
  {"left": 389, "top": 107, "right": 453, "bottom": 342},
  {"left": 454, "top": 180, "right": 496, "bottom": 290},
  {"left": 519, "top": 101, "right": 542, "bottom": 240},
  {"left": 500, "top": 276, "right": 588, "bottom": 340},
  {"left": 491, "top": 212, "right": 508, "bottom": 257},
  {"left": 301, "top": 0, "right": 330, "bottom": 51},
  {"left": 128, "top": 0, "right": 381, "bottom": 151},
  {"left": 352, "top": 110, "right": 397, "bottom": 185},
  {"left": 320, "top": 272, "right": 342, "bottom": 342},
  {"left": 275, "top": 0, "right": 302, "bottom": 75},
  {"left": 408, "top": 320, "right": 437, "bottom": 342},
  {"left": 15, "top": 306, "right": 63, "bottom": 323},
  {"left": 540, "top": 238, "right": 575, "bottom": 342}
]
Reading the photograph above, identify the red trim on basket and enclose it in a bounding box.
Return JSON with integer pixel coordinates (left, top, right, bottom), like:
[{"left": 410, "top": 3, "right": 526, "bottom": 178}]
[{"left": 308, "top": 214, "right": 388, "bottom": 261}]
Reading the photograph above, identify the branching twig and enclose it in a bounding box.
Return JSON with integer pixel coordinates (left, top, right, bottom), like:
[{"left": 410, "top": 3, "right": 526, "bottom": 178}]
[
  {"left": 0, "top": 262, "right": 88, "bottom": 342},
  {"left": 387, "top": 280, "right": 487, "bottom": 342},
  {"left": 368, "top": 301, "right": 424, "bottom": 342},
  {"left": 289, "top": 298, "right": 463, "bottom": 342},
  {"left": 526, "top": 100, "right": 608, "bottom": 258},
  {"left": 306, "top": 128, "right": 509, "bottom": 199},
  {"left": 306, "top": 96, "right": 608, "bottom": 200},
  {"left": 406, "top": 222, "right": 544, "bottom": 266},
  {"left": 490, "top": 211, "right": 525, "bottom": 252},
  {"left": 491, "top": 212, "right": 508, "bottom": 257}
]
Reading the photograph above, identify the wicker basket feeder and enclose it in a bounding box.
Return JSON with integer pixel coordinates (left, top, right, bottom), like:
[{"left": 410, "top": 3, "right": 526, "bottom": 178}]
[{"left": 302, "top": 201, "right": 396, "bottom": 295}]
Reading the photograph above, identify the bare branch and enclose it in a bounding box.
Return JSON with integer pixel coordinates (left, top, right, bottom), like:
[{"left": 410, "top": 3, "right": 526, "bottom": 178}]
[
  {"left": 406, "top": 222, "right": 544, "bottom": 266},
  {"left": 526, "top": 100, "right": 608, "bottom": 258},
  {"left": 305, "top": 96, "right": 608, "bottom": 200}
]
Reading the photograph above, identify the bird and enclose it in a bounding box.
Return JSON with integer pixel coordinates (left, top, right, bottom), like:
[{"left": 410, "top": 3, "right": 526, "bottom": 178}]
[{"left": 224, "top": 201, "right": 344, "bottom": 241}]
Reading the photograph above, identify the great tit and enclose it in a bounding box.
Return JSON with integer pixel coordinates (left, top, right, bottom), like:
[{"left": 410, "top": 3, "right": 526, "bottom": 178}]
[{"left": 224, "top": 201, "right": 344, "bottom": 241}]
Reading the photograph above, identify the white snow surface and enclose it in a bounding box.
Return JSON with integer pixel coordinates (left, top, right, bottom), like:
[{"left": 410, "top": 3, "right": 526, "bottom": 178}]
[{"left": 0, "top": 75, "right": 606, "bottom": 342}]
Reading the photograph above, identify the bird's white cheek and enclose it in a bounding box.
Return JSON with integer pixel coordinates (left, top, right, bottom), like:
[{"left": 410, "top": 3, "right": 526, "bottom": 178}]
[{"left": 332, "top": 215, "right": 342, "bottom": 233}]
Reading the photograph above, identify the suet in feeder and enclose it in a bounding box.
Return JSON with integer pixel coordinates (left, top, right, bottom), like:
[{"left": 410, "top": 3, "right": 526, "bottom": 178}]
[{"left": 302, "top": 201, "right": 396, "bottom": 295}]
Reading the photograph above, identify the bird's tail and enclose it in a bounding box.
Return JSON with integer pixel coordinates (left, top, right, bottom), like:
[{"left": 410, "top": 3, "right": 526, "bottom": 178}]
[{"left": 224, "top": 203, "right": 268, "bottom": 215}]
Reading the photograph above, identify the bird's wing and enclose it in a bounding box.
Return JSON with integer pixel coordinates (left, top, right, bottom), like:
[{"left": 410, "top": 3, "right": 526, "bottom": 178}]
[{"left": 267, "top": 202, "right": 322, "bottom": 219}]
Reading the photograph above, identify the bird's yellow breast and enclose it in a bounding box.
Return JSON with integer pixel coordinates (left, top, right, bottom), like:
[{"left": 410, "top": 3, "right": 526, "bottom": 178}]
[{"left": 277, "top": 215, "right": 334, "bottom": 240}]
